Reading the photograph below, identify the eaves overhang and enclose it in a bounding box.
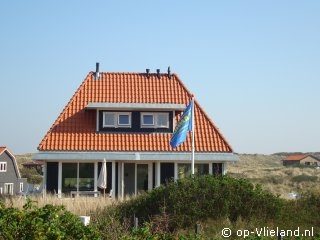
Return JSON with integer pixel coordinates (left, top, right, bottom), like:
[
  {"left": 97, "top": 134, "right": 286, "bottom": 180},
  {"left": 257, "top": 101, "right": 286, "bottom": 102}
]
[
  {"left": 33, "top": 151, "right": 239, "bottom": 162},
  {"left": 85, "top": 102, "right": 186, "bottom": 111}
]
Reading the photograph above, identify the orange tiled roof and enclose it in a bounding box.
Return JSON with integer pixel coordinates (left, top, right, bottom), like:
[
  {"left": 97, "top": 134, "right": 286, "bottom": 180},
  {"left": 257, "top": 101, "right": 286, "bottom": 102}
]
[
  {"left": 283, "top": 154, "right": 307, "bottom": 161},
  {"left": 38, "top": 72, "right": 233, "bottom": 152}
]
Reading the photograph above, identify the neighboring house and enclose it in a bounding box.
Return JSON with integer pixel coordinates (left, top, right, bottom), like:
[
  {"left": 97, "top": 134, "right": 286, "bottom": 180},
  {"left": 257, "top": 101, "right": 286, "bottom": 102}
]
[
  {"left": 0, "top": 147, "right": 27, "bottom": 195},
  {"left": 22, "top": 160, "right": 44, "bottom": 175},
  {"left": 282, "top": 154, "right": 320, "bottom": 166},
  {"left": 33, "top": 65, "right": 239, "bottom": 198}
]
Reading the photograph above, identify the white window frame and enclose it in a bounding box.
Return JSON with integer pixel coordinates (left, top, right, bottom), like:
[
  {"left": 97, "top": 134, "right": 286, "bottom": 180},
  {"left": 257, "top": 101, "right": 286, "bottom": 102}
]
[
  {"left": 118, "top": 113, "right": 131, "bottom": 127},
  {"left": 20, "top": 182, "right": 24, "bottom": 192},
  {"left": 4, "top": 183, "right": 14, "bottom": 195},
  {"left": 103, "top": 112, "right": 116, "bottom": 127},
  {"left": 0, "top": 162, "right": 7, "bottom": 172},
  {"left": 141, "top": 112, "right": 169, "bottom": 128},
  {"left": 141, "top": 113, "right": 155, "bottom": 126},
  {"left": 103, "top": 112, "right": 132, "bottom": 128},
  {"left": 157, "top": 113, "right": 169, "bottom": 128}
]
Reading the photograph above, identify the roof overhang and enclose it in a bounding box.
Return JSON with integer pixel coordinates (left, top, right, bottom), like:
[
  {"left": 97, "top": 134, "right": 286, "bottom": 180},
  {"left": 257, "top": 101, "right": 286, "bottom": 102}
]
[
  {"left": 33, "top": 151, "right": 239, "bottom": 162},
  {"left": 85, "top": 102, "right": 186, "bottom": 111}
]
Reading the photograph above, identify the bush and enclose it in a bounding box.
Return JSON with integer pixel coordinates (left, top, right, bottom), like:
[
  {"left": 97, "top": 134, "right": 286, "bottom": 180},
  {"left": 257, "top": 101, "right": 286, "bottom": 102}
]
[
  {"left": 0, "top": 198, "right": 100, "bottom": 240},
  {"left": 20, "top": 167, "right": 43, "bottom": 184},
  {"left": 92, "top": 175, "right": 284, "bottom": 232}
]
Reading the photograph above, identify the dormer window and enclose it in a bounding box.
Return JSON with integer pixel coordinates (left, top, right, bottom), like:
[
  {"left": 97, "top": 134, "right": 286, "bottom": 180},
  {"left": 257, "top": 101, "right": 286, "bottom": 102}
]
[
  {"left": 142, "top": 114, "right": 154, "bottom": 126},
  {"left": 103, "top": 112, "right": 131, "bottom": 128},
  {"left": 141, "top": 112, "right": 169, "bottom": 128}
]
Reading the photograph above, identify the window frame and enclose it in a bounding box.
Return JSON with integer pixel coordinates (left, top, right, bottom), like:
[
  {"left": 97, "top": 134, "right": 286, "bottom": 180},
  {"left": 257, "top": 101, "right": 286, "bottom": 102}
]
[
  {"left": 157, "top": 113, "right": 170, "bottom": 128},
  {"left": 4, "top": 183, "right": 13, "bottom": 195},
  {"left": 102, "top": 112, "right": 132, "bottom": 128},
  {"left": 118, "top": 113, "right": 131, "bottom": 127},
  {"left": 141, "top": 112, "right": 169, "bottom": 128},
  {"left": 0, "top": 162, "right": 7, "bottom": 172},
  {"left": 141, "top": 113, "right": 155, "bottom": 126},
  {"left": 103, "top": 112, "right": 116, "bottom": 127}
]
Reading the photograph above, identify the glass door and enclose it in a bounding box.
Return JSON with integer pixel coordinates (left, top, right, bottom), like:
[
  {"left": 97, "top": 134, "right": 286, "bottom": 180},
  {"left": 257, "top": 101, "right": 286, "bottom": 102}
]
[{"left": 137, "top": 164, "right": 148, "bottom": 193}]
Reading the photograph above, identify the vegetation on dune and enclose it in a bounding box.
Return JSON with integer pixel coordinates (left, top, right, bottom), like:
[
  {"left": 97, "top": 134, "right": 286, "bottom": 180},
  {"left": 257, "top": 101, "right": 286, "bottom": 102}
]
[
  {"left": 1, "top": 175, "right": 320, "bottom": 239},
  {"left": 0, "top": 198, "right": 100, "bottom": 240},
  {"left": 91, "top": 175, "right": 320, "bottom": 239},
  {"left": 20, "top": 167, "right": 43, "bottom": 184}
]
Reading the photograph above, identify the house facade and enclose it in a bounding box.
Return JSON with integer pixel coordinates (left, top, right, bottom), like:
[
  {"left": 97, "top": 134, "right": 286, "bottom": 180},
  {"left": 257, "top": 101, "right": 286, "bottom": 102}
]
[
  {"left": 33, "top": 66, "right": 239, "bottom": 198},
  {"left": 282, "top": 154, "right": 320, "bottom": 166},
  {"left": 0, "top": 147, "right": 27, "bottom": 195}
]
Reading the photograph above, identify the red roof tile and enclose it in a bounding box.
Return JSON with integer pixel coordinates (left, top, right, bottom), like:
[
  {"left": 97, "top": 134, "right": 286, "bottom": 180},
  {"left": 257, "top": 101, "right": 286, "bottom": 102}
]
[
  {"left": 38, "top": 72, "right": 233, "bottom": 152},
  {"left": 283, "top": 154, "right": 307, "bottom": 161},
  {"left": 0, "top": 146, "right": 7, "bottom": 155}
]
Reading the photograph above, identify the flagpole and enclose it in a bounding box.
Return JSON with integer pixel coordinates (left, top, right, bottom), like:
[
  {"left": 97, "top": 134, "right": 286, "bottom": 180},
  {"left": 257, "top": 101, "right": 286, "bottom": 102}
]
[{"left": 191, "top": 96, "right": 195, "bottom": 175}]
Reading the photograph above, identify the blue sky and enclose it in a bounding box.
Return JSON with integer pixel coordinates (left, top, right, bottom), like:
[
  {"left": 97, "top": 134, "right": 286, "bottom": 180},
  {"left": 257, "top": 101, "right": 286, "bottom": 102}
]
[{"left": 0, "top": 1, "right": 319, "bottom": 154}]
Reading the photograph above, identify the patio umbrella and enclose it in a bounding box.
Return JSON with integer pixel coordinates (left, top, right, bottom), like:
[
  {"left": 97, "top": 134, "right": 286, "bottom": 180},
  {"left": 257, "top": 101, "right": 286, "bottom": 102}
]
[{"left": 97, "top": 159, "right": 107, "bottom": 197}]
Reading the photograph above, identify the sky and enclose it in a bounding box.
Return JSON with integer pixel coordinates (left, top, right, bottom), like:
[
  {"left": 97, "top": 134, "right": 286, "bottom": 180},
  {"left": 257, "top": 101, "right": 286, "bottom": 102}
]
[{"left": 0, "top": 1, "right": 319, "bottom": 154}]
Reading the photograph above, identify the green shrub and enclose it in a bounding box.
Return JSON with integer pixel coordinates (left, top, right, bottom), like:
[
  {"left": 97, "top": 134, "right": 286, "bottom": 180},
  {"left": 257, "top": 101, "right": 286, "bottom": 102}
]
[
  {"left": 20, "top": 167, "right": 43, "bottom": 184},
  {"left": 93, "top": 175, "right": 284, "bottom": 232},
  {"left": 0, "top": 198, "right": 100, "bottom": 240}
]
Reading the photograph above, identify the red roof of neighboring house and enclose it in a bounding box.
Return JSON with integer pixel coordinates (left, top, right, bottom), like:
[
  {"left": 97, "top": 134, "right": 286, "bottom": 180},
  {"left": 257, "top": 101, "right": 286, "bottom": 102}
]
[
  {"left": 283, "top": 154, "right": 308, "bottom": 161},
  {"left": 38, "top": 72, "right": 233, "bottom": 152},
  {"left": 0, "top": 146, "right": 6, "bottom": 154},
  {"left": 22, "top": 161, "right": 44, "bottom": 166}
]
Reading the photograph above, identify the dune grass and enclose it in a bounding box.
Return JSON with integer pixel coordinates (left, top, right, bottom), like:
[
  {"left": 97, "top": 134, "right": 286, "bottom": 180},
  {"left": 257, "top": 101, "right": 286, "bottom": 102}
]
[{"left": 3, "top": 194, "right": 114, "bottom": 216}]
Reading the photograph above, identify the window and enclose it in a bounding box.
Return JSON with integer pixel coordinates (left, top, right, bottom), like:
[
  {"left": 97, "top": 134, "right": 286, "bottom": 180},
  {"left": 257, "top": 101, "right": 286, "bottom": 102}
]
[
  {"left": 62, "top": 163, "right": 94, "bottom": 193},
  {"left": 103, "top": 112, "right": 131, "bottom": 128},
  {"left": 4, "top": 183, "right": 13, "bottom": 195},
  {"left": 157, "top": 113, "right": 169, "bottom": 127},
  {"left": 0, "top": 162, "right": 7, "bottom": 172},
  {"left": 141, "top": 113, "right": 169, "bottom": 128},
  {"left": 178, "top": 164, "right": 209, "bottom": 179},
  {"left": 20, "top": 182, "right": 24, "bottom": 192},
  {"left": 142, "top": 114, "right": 154, "bottom": 125},
  {"left": 118, "top": 114, "right": 130, "bottom": 126},
  {"left": 104, "top": 113, "right": 115, "bottom": 126}
]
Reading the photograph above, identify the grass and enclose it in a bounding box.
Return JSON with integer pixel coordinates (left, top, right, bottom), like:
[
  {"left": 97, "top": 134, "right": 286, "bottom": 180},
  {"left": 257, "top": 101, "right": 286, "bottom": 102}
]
[
  {"left": 2, "top": 194, "right": 114, "bottom": 216},
  {"left": 228, "top": 154, "right": 320, "bottom": 198}
]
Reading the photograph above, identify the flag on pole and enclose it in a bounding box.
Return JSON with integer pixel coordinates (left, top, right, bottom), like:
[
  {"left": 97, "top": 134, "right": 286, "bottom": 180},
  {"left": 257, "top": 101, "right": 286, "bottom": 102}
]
[{"left": 170, "top": 100, "right": 193, "bottom": 148}]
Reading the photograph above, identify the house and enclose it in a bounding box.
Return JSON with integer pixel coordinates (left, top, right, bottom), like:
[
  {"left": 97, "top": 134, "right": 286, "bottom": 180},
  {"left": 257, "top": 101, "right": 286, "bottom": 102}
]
[
  {"left": 22, "top": 160, "right": 44, "bottom": 175},
  {"left": 282, "top": 154, "right": 320, "bottom": 166},
  {"left": 33, "top": 65, "right": 239, "bottom": 198},
  {"left": 0, "top": 147, "right": 27, "bottom": 195}
]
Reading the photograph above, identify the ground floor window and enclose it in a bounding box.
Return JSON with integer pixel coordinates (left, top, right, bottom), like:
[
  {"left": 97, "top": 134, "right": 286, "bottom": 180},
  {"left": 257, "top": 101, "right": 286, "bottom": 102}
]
[
  {"left": 212, "top": 163, "right": 223, "bottom": 175},
  {"left": 62, "top": 163, "right": 94, "bottom": 193},
  {"left": 20, "top": 182, "right": 24, "bottom": 192},
  {"left": 178, "top": 163, "right": 209, "bottom": 179},
  {"left": 4, "top": 183, "right": 13, "bottom": 195},
  {"left": 137, "top": 164, "right": 148, "bottom": 193},
  {"left": 62, "top": 163, "right": 77, "bottom": 192},
  {"left": 79, "top": 163, "right": 94, "bottom": 191}
]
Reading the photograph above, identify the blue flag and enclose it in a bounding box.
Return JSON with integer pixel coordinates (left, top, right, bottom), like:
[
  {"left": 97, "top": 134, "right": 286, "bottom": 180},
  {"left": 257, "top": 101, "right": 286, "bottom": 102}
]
[{"left": 170, "top": 100, "right": 193, "bottom": 148}]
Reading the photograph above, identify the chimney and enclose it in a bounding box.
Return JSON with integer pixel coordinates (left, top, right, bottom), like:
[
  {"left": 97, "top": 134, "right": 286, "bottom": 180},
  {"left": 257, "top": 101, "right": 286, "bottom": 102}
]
[
  {"left": 156, "top": 69, "right": 160, "bottom": 79},
  {"left": 146, "top": 69, "right": 150, "bottom": 78},
  {"left": 95, "top": 62, "right": 100, "bottom": 80},
  {"left": 167, "top": 66, "right": 171, "bottom": 79}
]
